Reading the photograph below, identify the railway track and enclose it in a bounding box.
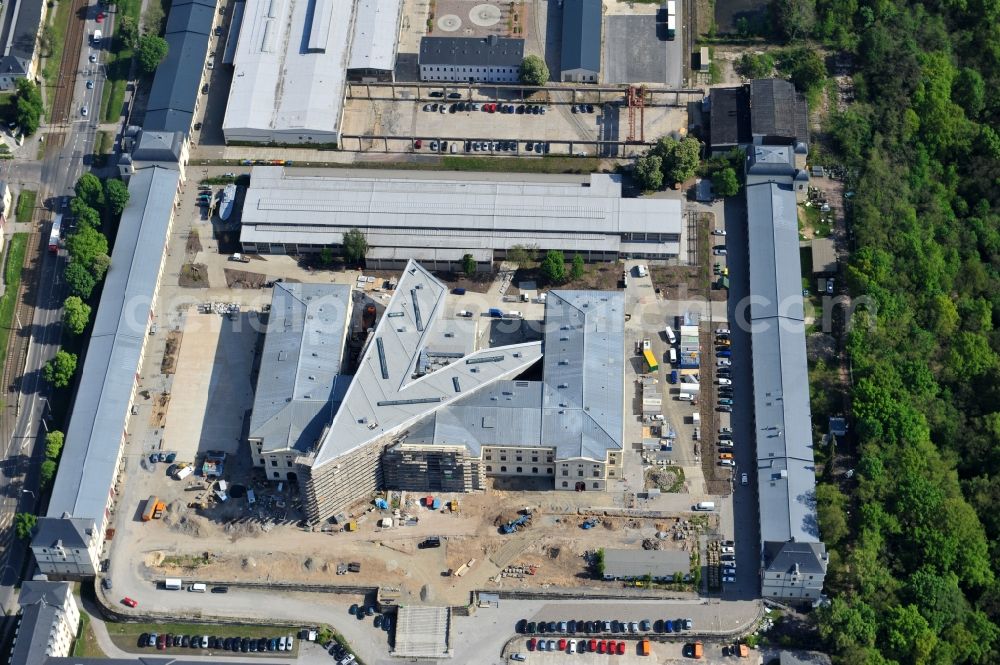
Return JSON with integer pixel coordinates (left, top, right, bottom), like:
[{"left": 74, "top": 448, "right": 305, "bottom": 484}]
[
  {"left": 2, "top": 232, "right": 41, "bottom": 399},
  {"left": 49, "top": 0, "right": 89, "bottom": 125}
]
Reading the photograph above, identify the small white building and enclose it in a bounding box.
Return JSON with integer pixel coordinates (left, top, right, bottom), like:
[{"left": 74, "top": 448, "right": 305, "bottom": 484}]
[
  {"left": 419, "top": 35, "right": 524, "bottom": 83},
  {"left": 10, "top": 580, "right": 80, "bottom": 664}
]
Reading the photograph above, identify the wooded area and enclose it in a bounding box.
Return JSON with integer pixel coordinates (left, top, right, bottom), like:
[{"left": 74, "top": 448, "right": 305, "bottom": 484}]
[{"left": 802, "top": 0, "right": 1000, "bottom": 661}]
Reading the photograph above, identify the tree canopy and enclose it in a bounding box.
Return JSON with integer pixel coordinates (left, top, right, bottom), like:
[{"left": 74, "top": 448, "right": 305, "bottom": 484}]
[
  {"left": 461, "top": 253, "right": 476, "bottom": 277},
  {"left": 711, "top": 167, "right": 740, "bottom": 197},
  {"left": 634, "top": 154, "right": 664, "bottom": 191},
  {"left": 44, "top": 431, "right": 64, "bottom": 460},
  {"left": 65, "top": 261, "right": 97, "bottom": 299},
  {"left": 570, "top": 254, "right": 585, "bottom": 282},
  {"left": 654, "top": 136, "right": 702, "bottom": 186},
  {"left": 803, "top": 0, "right": 1000, "bottom": 659},
  {"left": 14, "top": 513, "right": 36, "bottom": 540},
  {"left": 63, "top": 296, "right": 92, "bottom": 335},
  {"left": 137, "top": 35, "right": 169, "bottom": 75},
  {"left": 74, "top": 173, "right": 105, "bottom": 209},
  {"left": 539, "top": 250, "right": 566, "bottom": 285},
  {"left": 104, "top": 178, "right": 130, "bottom": 216},
  {"left": 341, "top": 229, "right": 368, "bottom": 265},
  {"left": 519, "top": 55, "right": 549, "bottom": 86},
  {"left": 14, "top": 79, "right": 43, "bottom": 136},
  {"left": 44, "top": 350, "right": 77, "bottom": 388}
]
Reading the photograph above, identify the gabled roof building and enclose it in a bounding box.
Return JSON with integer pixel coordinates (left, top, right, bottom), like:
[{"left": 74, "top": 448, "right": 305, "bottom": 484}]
[
  {"left": 419, "top": 35, "right": 524, "bottom": 83},
  {"left": 248, "top": 283, "right": 353, "bottom": 481},
  {"left": 745, "top": 142, "right": 827, "bottom": 602},
  {"left": 0, "top": 1, "right": 46, "bottom": 91},
  {"left": 560, "top": 0, "right": 602, "bottom": 82},
  {"left": 9, "top": 581, "right": 79, "bottom": 665}
]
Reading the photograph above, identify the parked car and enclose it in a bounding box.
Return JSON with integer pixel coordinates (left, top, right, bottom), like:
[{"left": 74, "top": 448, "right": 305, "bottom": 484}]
[
  {"left": 723, "top": 575, "right": 736, "bottom": 583},
  {"left": 719, "top": 458, "right": 735, "bottom": 466},
  {"left": 712, "top": 229, "right": 727, "bottom": 235},
  {"left": 156, "top": 634, "right": 166, "bottom": 650},
  {"left": 714, "top": 248, "right": 727, "bottom": 255},
  {"left": 719, "top": 398, "right": 733, "bottom": 406},
  {"left": 718, "top": 378, "right": 732, "bottom": 385},
  {"left": 717, "top": 359, "right": 731, "bottom": 367},
  {"left": 122, "top": 596, "right": 137, "bottom": 607},
  {"left": 718, "top": 405, "right": 733, "bottom": 413},
  {"left": 741, "top": 473, "right": 749, "bottom": 485},
  {"left": 716, "top": 327, "right": 730, "bottom": 334}
]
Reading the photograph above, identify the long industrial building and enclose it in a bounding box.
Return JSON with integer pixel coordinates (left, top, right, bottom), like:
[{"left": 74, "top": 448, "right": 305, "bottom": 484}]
[
  {"left": 745, "top": 143, "right": 827, "bottom": 602},
  {"left": 239, "top": 167, "right": 683, "bottom": 263},
  {"left": 31, "top": 166, "right": 180, "bottom": 578}
]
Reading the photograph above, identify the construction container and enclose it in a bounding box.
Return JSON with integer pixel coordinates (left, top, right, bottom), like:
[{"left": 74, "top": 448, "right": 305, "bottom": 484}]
[
  {"left": 432, "top": 498, "right": 442, "bottom": 509},
  {"left": 142, "top": 496, "right": 160, "bottom": 521},
  {"left": 639, "top": 639, "right": 651, "bottom": 656},
  {"left": 345, "top": 521, "right": 357, "bottom": 532},
  {"left": 448, "top": 500, "right": 459, "bottom": 512}
]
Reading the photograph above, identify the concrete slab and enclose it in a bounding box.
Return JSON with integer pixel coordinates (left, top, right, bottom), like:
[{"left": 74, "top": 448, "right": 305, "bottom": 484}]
[{"left": 162, "top": 308, "right": 258, "bottom": 461}]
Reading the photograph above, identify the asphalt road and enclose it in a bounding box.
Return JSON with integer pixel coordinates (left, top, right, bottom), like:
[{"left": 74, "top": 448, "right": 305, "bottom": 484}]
[
  {"left": 718, "top": 195, "right": 761, "bottom": 602},
  {"left": 0, "top": 0, "right": 115, "bottom": 625}
]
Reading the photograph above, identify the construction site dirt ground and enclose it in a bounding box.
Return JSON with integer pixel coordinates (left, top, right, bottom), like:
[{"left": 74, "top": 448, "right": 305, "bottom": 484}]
[{"left": 131, "top": 488, "right": 711, "bottom": 606}]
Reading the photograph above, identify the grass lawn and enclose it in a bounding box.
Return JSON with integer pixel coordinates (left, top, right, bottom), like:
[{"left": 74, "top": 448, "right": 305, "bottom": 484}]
[
  {"left": 105, "top": 621, "right": 300, "bottom": 656},
  {"left": 71, "top": 613, "right": 106, "bottom": 657},
  {"left": 0, "top": 234, "right": 29, "bottom": 369},
  {"left": 101, "top": 0, "right": 142, "bottom": 122},
  {"left": 42, "top": 0, "right": 75, "bottom": 117},
  {"left": 15, "top": 190, "right": 36, "bottom": 223}
]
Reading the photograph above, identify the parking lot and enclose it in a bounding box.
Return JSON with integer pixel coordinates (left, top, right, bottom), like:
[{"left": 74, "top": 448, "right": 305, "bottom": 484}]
[{"left": 338, "top": 95, "right": 687, "bottom": 154}]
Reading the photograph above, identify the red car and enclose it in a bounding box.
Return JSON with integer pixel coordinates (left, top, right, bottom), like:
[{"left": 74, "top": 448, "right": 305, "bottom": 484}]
[
  {"left": 414, "top": 139, "right": 422, "bottom": 149},
  {"left": 588, "top": 639, "right": 597, "bottom": 652},
  {"left": 616, "top": 641, "right": 626, "bottom": 655},
  {"left": 558, "top": 638, "right": 567, "bottom": 651},
  {"left": 156, "top": 633, "right": 166, "bottom": 650},
  {"left": 527, "top": 638, "right": 536, "bottom": 651},
  {"left": 96, "top": 11, "right": 105, "bottom": 22},
  {"left": 598, "top": 640, "right": 607, "bottom": 654},
  {"left": 121, "top": 597, "right": 138, "bottom": 608}
]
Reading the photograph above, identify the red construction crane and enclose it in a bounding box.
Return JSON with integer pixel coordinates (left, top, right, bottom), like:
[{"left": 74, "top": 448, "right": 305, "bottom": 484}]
[{"left": 625, "top": 85, "right": 647, "bottom": 144}]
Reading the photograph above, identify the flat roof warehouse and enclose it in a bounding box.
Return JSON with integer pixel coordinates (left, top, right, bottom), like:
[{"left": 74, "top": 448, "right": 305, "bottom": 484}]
[{"left": 239, "top": 168, "right": 683, "bottom": 259}]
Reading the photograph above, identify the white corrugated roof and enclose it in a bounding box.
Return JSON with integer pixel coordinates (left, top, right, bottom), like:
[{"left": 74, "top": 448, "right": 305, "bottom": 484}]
[
  {"left": 240, "top": 167, "right": 682, "bottom": 253},
  {"left": 223, "top": 0, "right": 350, "bottom": 139},
  {"left": 347, "top": 0, "right": 402, "bottom": 72}
]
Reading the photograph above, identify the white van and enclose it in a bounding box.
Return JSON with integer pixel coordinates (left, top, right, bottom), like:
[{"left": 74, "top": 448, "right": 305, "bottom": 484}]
[
  {"left": 668, "top": 348, "right": 678, "bottom": 364},
  {"left": 677, "top": 393, "right": 694, "bottom": 402},
  {"left": 188, "top": 583, "right": 206, "bottom": 593},
  {"left": 665, "top": 325, "right": 677, "bottom": 344},
  {"left": 164, "top": 578, "right": 182, "bottom": 590},
  {"left": 506, "top": 310, "right": 523, "bottom": 319},
  {"left": 694, "top": 501, "right": 716, "bottom": 511},
  {"left": 635, "top": 264, "right": 648, "bottom": 277}
]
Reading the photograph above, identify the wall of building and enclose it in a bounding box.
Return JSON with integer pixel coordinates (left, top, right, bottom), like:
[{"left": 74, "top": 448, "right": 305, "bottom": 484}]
[
  {"left": 418, "top": 64, "right": 520, "bottom": 84},
  {"left": 299, "top": 439, "right": 388, "bottom": 522},
  {"left": 762, "top": 572, "right": 825, "bottom": 600},
  {"left": 382, "top": 444, "right": 485, "bottom": 493},
  {"left": 561, "top": 69, "right": 598, "bottom": 83},
  {"left": 31, "top": 527, "right": 101, "bottom": 577}
]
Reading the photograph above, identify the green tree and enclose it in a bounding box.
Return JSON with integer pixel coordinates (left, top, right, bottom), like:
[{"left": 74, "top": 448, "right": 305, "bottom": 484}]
[
  {"left": 14, "top": 513, "right": 36, "bottom": 540},
  {"left": 40, "top": 460, "right": 56, "bottom": 488},
  {"left": 63, "top": 296, "right": 92, "bottom": 335},
  {"left": 570, "top": 254, "right": 585, "bottom": 281},
  {"left": 507, "top": 244, "right": 538, "bottom": 267},
  {"left": 65, "top": 226, "right": 109, "bottom": 266},
  {"left": 519, "top": 55, "right": 549, "bottom": 86},
  {"left": 461, "top": 253, "right": 477, "bottom": 277},
  {"left": 594, "top": 548, "right": 605, "bottom": 577},
  {"left": 137, "top": 35, "right": 169, "bottom": 75},
  {"left": 654, "top": 136, "right": 701, "bottom": 186},
  {"left": 736, "top": 52, "right": 775, "bottom": 79},
  {"left": 65, "top": 261, "right": 97, "bottom": 298},
  {"left": 75, "top": 205, "right": 101, "bottom": 230},
  {"left": 341, "top": 229, "right": 368, "bottom": 266},
  {"left": 44, "top": 350, "right": 78, "bottom": 388},
  {"left": 952, "top": 67, "right": 985, "bottom": 119},
  {"left": 634, "top": 154, "right": 664, "bottom": 190},
  {"left": 14, "top": 79, "right": 43, "bottom": 136},
  {"left": 786, "top": 49, "right": 827, "bottom": 93},
  {"left": 770, "top": 0, "right": 816, "bottom": 42},
  {"left": 117, "top": 15, "right": 139, "bottom": 48},
  {"left": 74, "top": 173, "right": 105, "bottom": 209},
  {"left": 104, "top": 179, "right": 130, "bottom": 216},
  {"left": 318, "top": 247, "right": 334, "bottom": 265},
  {"left": 711, "top": 167, "right": 740, "bottom": 197},
  {"left": 44, "top": 431, "right": 64, "bottom": 460},
  {"left": 539, "top": 250, "right": 566, "bottom": 285}
]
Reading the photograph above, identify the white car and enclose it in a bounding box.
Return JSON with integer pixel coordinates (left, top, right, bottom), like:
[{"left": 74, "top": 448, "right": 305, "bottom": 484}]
[
  {"left": 568, "top": 639, "right": 577, "bottom": 653},
  {"left": 717, "top": 359, "right": 731, "bottom": 367},
  {"left": 716, "top": 328, "right": 730, "bottom": 335},
  {"left": 719, "top": 427, "right": 732, "bottom": 434},
  {"left": 741, "top": 472, "right": 749, "bottom": 485},
  {"left": 717, "top": 378, "right": 732, "bottom": 385},
  {"left": 719, "top": 459, "right": 735, "bottom": 467},
  {"left": 721, "top": 546, "right": 735, "bottom": 554},
  {"left": 712, "top": 229, "right": 727, "bottom": 235},
  {"left": 200, "top": 636, "right": 209, "bottom": 648},
  {"left": 714, "top": 248, "right": 727, "bottom": 255},
  {"left": 719, "top": 440, "right": 734, "bottom": 448},
  {"left": 81, "top": 106, "right": 88, "bottom": 116},
  {"left": 723, "top": 575, "right": 736, "bottom": 583},
  {"left": 511, "top": 654, "right": 527, "bottom": 662}
]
